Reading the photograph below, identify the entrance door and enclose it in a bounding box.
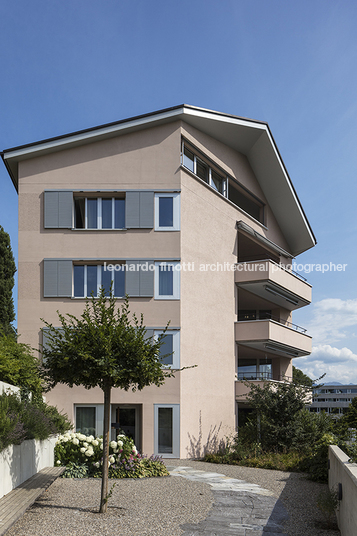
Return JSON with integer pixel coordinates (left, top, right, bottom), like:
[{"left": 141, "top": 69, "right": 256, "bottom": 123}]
[{"left": 116, "top": 407, "right": 136, "bottom": 441}]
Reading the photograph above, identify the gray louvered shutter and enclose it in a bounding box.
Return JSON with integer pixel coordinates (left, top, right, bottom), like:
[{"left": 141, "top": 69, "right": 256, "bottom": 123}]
[
  {"left": 58, "top": 192, "right": 73, "bottom": 227},
  {"left": 125, "top": 261, "right": 140, "bottom": 296},
  {"left": 44, "top": 192, "right": 59, "bottom": 228},
  {"left": 43, "top": 260, "right": 58, "bottom": 297},
  {"left": 44, "top": 260, "right": 72, "bottom": 297},
  {"left": 57, "top": 260, "right": 72, "bottom": 296},
  {"left": 140, "top": 261, "right": 154, "bottom": 297},
  {"left": 139, "top": 192, "right": 154, "bottom": 228},
  {"left": 144, "top": 329, "right": 154, "bottom": 341},
  {"left": 125, "top": 192, "right": 140, "bottom": 228},
  {"left": 44, "top": 191, "right": 72, "bottom": 228},
  {"left": 41, "top": 328, "right": 51, "bottom": 352}
]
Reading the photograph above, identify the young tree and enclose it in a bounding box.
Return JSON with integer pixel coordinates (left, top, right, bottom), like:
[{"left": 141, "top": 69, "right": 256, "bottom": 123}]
[
  {"left": 41, "top": 291, "right": 177, "bottom": 513},
  {"left": 0, "top": 226, "right": 16, "bottom": 336}
]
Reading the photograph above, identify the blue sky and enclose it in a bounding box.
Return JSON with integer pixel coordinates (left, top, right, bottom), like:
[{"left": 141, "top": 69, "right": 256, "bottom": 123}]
[{"left": 1, "top": 0, "right": 357, "bottom": 383}]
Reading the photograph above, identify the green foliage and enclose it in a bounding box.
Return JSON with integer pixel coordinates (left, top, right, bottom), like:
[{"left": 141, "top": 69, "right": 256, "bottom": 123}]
[
  {"left": 0, "top": 392, "right": 71, "bottom": 452},
  {"left": 293, "top": 366, "right": 313, "bottom": 387},
  {"left": 0, "top": 226, "right": 16, "bottom": 336},
  {"left": 339, "top": 397, "right": 357, "bottom": 428},
  {"left": 55, "top": 432, "right": 169, "bottom": 479},
  {"left": 0, "top": 334, "right": 43, "bottom": 394},
  {"left": 62, "top": 462, "right": 88, "bottom": 479},
  {"left": 41, "top": 292, "right": 174, "bottom": 392},
  {"left": 316, "top": 486, "right": 340, "bottom": 528}
]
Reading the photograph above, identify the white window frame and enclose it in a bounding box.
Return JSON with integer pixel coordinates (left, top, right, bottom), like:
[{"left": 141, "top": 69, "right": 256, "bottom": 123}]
[
  {"left": 154, "top": 404, "right": 180, "bottom": 458},
  {"left": 154, "top": 330, "right": 180, "bottom": 369},
  {"left": 154, "top": 261, "right": 180, "bottom": 300},
  {"left": 73, "top": 264, "right": 125, "bottom": 298},
  {"left": 154, "top": 193, "right": 180, "bottom": 231},
  {"left": 75, "top": 404, "right": 104, "bottom": 437},
  {"left": 74, "top": 197, "right": 125, "bottom": 230}
]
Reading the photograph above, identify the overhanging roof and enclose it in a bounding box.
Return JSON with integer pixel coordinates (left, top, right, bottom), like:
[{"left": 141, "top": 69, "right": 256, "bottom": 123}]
[{"left": 1, "top": 104, "right": 316, "bottom": 256}]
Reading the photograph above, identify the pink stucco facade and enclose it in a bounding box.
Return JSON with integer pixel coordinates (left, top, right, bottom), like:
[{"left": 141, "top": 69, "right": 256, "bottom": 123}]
[{"left": 3, "top": 105, "right": 315, "bottom": 458}]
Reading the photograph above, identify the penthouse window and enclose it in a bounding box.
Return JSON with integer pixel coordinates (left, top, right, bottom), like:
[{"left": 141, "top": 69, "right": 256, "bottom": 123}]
[
  {"left": 74, "top": 196, "right": 125, "bottom": 229},
  {"left": 182, "top": 141, "right": 263, "bottom": 224}
]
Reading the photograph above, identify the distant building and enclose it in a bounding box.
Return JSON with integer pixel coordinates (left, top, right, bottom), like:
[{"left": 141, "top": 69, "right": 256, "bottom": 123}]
[{"left": 310, "top": 384, "right": 357, "bottom": 416}]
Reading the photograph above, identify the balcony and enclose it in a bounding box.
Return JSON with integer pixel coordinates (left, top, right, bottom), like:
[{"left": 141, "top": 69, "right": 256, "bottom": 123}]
[
  {"left": 235, "top": 317, "right": 312, "bottom": 357},
  {"left": 235, "top": 260, "right": 311, "bottom": 310}
]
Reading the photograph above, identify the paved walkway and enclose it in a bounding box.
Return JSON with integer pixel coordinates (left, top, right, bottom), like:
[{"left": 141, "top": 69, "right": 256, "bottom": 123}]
[
  {"left": 168, "top": 466, "right": 289, "bottom": 535},
  {"left": 0, "top": 467, "right": 64, "bottom": 536}
]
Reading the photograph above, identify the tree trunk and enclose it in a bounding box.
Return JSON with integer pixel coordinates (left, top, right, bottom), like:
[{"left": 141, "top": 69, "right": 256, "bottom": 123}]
[{"left": 100, "top": 380, "right": 111, "bottom": 513}]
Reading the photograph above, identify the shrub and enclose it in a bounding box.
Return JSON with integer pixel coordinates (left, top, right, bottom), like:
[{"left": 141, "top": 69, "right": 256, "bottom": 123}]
[{"left": 55, "top": 432, "right": 169, "bottom": 479}]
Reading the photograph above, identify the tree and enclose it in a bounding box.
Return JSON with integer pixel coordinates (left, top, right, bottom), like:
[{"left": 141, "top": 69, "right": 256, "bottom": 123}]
[
  {"left": 340, "top": 397, "right": 357, "bottom": 428},
  {"left": 0, "top": 334, "right": 43, "bottom": 395},
  {"left": 293, "top": 366, "right": 313, "bottom": 387},
  {"left": 41, "top": 290, "right": 176, "bottom": 513},
  {"left": 0, "top": 226, "right": 16, "bottom": 336}
]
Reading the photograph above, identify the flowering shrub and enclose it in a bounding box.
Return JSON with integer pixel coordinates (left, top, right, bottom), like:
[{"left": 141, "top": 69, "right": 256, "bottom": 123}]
[{"left": 55, "top": 432, "right": 168, "bottom": 478}]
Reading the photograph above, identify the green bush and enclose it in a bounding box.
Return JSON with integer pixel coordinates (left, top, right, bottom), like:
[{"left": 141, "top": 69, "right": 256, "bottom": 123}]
[
  {"left": 0, "top": 334, "right": 43, "bottom": 395},
  {"left": 0, "top": 392, "right": 71, "bottom": 452},
  {"left": 55, "top": 432, "right": 169, "bottom": 479}
]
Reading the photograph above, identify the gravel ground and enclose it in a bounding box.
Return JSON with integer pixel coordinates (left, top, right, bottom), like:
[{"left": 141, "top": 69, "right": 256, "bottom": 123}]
[{"left": 5, "top": 460, "right": 340, "bottom": 536}]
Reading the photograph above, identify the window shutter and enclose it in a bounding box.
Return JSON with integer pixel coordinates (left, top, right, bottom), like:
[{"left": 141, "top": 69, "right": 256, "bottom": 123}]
[
  {"left": 44, "top": 191, "right": 72, "bottom": 228},
  {"left": 43, "top": 260, "right": 58, "bottom": 297},
  {"left": 140, "top": 261, "right": 154, "bottom": 296},
  {"left": 44, "top": 260, "right": 72, "bottom": 297},
  {"left": 57, "top": 260, "right": 72, "bottom": 297},
  {"left": 144, "top": 329, "right": 154, "bottom": 341},
  {"left": 139, "top": 192, "right": 154, "bottom": 228},
  {"left": 44, "top": 192, "right": 59, "bottom": 228},
  {"left": 125, "top": 192, "right": 140, "bottom": 228},
  {"left": 58, "top": 192, "right": 73, "bottom": 227},
  {"left": 125, "top": 261, "right": 140, "bottom": 296}
]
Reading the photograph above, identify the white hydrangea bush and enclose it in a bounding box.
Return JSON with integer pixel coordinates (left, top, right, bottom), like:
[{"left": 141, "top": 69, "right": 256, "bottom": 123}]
[{"left": 55, "top": 431, "right": 139, "bottom": 471}]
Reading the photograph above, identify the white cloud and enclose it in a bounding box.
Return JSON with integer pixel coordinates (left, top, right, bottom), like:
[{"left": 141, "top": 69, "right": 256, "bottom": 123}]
[
  {"left": 294, "top": 344, "right": 357, "bottom": 384},
  {"left": 306, "top": 298, "right": 357, "bottom": 345}
]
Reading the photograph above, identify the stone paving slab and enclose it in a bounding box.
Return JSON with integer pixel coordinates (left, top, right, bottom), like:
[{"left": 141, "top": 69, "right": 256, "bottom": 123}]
[{"left": 169, "top": 467, "right": 288, "bottom": 536}]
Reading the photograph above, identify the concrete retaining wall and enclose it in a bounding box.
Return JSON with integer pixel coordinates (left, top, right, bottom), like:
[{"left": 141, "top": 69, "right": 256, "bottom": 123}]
[
  {"left": 329, "top": 445, "right": 357, "bottom": 536},
  {"left": 0, "top": 381, "right": 20, "bottom": 395},
  {"left": 0, "top": 436, "right": 57, "bottom": 499}
]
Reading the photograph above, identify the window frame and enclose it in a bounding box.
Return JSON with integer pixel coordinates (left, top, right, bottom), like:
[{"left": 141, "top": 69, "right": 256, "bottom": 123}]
[
  {"left": 154, "top": 193, "right": 180, "bottom": 231},
  {"left": 154, "top": 330, "right": 180, "bottom": 369},
  {"left": 154, "top": 261, "right": 180, "bottom": 300},
  {"left": 73, "top": 264, "right": 126, "bottom": 298},
  {"left": 154, "top": 404, "right": 180, "bottom": 458},
  {"left": 73, "top": 196, "right": 126, "bottom": 230}
]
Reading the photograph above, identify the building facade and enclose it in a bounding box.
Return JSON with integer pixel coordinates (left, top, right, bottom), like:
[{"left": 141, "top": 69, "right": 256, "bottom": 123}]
[
  {"left": 2, "top": 105, "right": 316, "bottom": 458},
  {"left": 310, "top": 385, "right": 357, "bottom": 416}
]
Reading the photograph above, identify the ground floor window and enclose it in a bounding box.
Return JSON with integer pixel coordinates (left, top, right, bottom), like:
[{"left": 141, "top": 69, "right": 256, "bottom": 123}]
[
  {"left": 76, "top": 406, "right": 96, "bottom": 436},
  {"left": 154, "top": 404, "right": 180, "bottom": 458}
]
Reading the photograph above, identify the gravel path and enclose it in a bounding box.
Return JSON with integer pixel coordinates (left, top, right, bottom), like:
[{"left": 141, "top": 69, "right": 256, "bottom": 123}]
[{"left": 4, "top": 460, "right": 340, "bottom": 536}]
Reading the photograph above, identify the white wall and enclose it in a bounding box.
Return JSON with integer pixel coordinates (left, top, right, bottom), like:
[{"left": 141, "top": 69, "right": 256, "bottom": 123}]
[
  {"left": 329, "top": 445, "right": 357, "bottom": 536},
  {"left": 0, "top": 436, "right": 57, "bottom": 499},
  {"left": 0, "top": 381, "right": 20, "bottom": 395}
]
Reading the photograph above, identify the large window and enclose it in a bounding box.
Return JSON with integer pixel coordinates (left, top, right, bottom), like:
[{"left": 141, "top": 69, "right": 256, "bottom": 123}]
[
  {"left": 154, "top": 404, "right": 180, "bottom": 457},
  {"left": 154, "top": 330, "right": 180, "bottom": 368},
  {"left": 74, "top": 197, "right": 125, "bottom": 229},
  {"left": 237, "top": 358, "right": 272, "bottom": 380},
  {"left": 182, "top": 140, "right": 263, "bottom": 223},
  {"left": 154, "top": 262, "right": 180, "bottom": 299},
  {"left": 154, "top": 193, "right": 180, "bottom": 231},
  {"left": 73, "top": 264, "right": 125, "bottom": 297},
  {"left": 76, "top": 406, "right": 96, "bottom": 436}
]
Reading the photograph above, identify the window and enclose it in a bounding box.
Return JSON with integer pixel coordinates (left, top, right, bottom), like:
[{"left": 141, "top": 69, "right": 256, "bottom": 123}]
[
  {"left": 154, "top": 404, "right": 180, "bottom": 457},
  {"left": 237, "top": 358, "right": 272, "bottom": 380},
  {"left": 181, "top": 140, "right": 264, "bottom": 224},
  {"left": 73, "top": 264, "right": 125, "bottom": 298},
  {"left": 155, "top": 262, "right": 180, "bottom": 299},
  {"left": 76, "top": 407, "right": 96, "bottom": 436},
  {"left": 154, "top": 193, "right": 180, "bottom": 231},
  {"left": 74, "top": 197, "right": 125, "bottom": 229},
  {"left": 154, "top": 330, "right": 180, "bottom": 368}
]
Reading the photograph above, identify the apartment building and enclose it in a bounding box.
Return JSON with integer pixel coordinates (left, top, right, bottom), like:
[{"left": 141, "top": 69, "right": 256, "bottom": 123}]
[
  {"left": 310, "top": 384, "right": 357, "bottom": 416},
  {"left": 2, "top": 104, "right": 316, "bottom": 458}
]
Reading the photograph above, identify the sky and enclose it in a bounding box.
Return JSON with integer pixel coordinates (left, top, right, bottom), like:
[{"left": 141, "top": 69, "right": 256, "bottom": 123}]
[{"left": 0, "top": 0, "right": 357, "bottom": 384}]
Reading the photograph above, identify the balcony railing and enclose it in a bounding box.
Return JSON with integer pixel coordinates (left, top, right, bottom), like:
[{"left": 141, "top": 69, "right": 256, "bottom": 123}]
[
  {"left": 236, "top": 373, "right": 293, "bottom": 382},
  {"left": 238, "top": 315, "right": 307, "bottom": 334}
]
